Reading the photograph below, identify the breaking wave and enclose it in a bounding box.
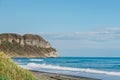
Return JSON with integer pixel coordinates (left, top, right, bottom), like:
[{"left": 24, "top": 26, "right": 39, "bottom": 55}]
[
  {"left": 21, "top": 63, "right": 120, "bottom": 77},
  {"left": 29, "top": 59, "right": 43, "bottom": 62}
]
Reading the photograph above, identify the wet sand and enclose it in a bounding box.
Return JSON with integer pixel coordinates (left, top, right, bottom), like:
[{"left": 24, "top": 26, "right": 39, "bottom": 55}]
[{"left": 31, "top": 71, "right": 101, "bottom": 80}]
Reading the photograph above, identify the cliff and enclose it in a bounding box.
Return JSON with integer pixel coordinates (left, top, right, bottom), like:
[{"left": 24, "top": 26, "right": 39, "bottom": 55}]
[{"left": 0, "top": 33, "right": 58, "bottom": 58}]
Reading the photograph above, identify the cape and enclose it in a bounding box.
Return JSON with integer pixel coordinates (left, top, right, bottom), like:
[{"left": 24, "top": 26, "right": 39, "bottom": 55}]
[{"left": 0, "top": 33, "right": 58, "bottom": 58}]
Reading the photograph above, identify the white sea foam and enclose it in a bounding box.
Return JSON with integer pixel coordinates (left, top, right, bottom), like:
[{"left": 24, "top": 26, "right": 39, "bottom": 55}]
[
  {"left": 29, "top": 59, "right": 43, "bottom": 62},
  {"left": 21, "top": 63, "right": 120, "bottom": 77}
]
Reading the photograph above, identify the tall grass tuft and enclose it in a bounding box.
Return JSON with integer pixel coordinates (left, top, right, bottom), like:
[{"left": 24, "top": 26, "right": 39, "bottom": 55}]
[{"left": 0, "top": 52, "right": 36, "bottom": 80}]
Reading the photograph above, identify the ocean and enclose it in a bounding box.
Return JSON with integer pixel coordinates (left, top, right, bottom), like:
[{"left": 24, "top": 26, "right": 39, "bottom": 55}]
[{"left": 13, "top": 57, "right": 120, "bottom": 80}]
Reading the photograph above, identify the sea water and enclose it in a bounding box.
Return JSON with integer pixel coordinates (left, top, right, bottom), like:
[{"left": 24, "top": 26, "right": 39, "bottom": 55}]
[{"left": 13, "top": 57, "right": 120, "bottom": 80}]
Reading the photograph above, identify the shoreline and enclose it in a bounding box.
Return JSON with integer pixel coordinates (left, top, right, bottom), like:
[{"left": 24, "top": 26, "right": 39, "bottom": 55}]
[{"left": 30, "top": 70, "right": 101, "bottom": 80}]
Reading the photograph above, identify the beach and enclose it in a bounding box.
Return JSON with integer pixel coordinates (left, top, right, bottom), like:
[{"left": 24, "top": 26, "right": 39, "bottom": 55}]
[
  {"left": 14, "top": 57, "right": 120, "bottom": 80},
  {"left": 31, "top": 71, "right": 100, "bottom": 80}
]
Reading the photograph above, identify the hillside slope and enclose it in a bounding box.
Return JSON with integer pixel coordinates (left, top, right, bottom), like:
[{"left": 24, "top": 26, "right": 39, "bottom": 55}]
[{"left": 0, "top": 33, "right": 58, "bottom": 58}]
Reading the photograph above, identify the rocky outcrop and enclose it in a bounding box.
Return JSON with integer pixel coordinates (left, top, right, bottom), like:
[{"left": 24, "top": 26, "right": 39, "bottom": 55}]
[{"left": 0, "top": 33, "right": 58, "bottom": 58}]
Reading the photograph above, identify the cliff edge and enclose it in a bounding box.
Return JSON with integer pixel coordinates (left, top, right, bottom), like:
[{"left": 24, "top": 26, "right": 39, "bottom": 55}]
[{"left": 0, "top": 33, "right": 58, "bottom": 58}]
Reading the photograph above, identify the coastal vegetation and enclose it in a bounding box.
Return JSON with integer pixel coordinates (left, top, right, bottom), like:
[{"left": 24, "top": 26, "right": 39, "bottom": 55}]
[
  {"left": 0, "top": 52, "right": 36, "bottom": 80},
  {"left": 0, "top": 33, "right": 59, "bottom": 80}
]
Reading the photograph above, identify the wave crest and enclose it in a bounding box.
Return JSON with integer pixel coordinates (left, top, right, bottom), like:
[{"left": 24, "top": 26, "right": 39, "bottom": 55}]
[
  {"left": 21, "top": 63, "right": 120, "bottom": 76},
  {"left": 29, "top": 59, "right": 43, "bottom": 62}
]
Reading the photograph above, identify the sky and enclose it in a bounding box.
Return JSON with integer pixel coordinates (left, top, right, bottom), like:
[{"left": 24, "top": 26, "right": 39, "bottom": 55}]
[{"left": 0, "top": 0, "right": 120, "bottom": 57}]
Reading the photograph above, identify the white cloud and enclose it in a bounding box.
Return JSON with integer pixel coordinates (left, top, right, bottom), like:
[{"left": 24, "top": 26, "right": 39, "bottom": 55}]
[{"left": 40, "top": 27, "right": 120, "bottom": 41}]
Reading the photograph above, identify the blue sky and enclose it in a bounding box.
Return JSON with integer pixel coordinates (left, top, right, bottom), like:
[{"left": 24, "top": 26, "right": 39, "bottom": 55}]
[{"left": 0, "top": 0, "right": 120, "bottom": 57}]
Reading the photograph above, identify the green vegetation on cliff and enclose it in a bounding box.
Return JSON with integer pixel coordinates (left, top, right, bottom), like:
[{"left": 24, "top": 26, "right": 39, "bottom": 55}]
[
  {"left": 0, "top": 52, "right": 36, "bottom": 80},
  {"left": 0, "top": 33, "right": 58, "bottom": 58}
]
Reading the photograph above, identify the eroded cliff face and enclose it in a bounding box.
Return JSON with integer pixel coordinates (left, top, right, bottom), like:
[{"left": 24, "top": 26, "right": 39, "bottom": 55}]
[{"left": 0, "top": 33, "right": 58, "bottom": 57}]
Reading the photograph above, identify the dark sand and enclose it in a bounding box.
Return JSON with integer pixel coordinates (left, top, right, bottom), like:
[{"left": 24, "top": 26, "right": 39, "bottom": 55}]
[{"left": 31, "top": 71, "right": 101, "bottom": 80}]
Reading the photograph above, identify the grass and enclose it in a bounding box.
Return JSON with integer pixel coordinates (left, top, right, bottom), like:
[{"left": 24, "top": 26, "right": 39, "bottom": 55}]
[{"left": 0, "top": 52, "right": 36, "bottom": 80}]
